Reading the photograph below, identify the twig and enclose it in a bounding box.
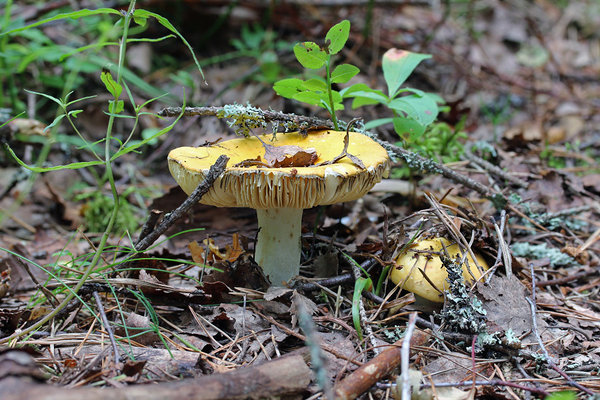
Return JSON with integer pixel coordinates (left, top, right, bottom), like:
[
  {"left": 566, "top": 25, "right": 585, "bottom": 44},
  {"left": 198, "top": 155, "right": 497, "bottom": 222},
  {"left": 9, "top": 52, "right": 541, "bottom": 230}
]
[
  {"left": 136, "top": 209, "right": 162, "bottom": 245},
  {"left": 134, "top": 155, "right": 229, "bottom": 251},
  {"left": 16, "top": 257, "right": 60, "bottom": 306},
  {"left": 400, "top": 312, "right": 418, "bottom": 400},
  {"left": 388, "top": 143, "right": 506, "bottom": 205},
  {"left": 0, "top": 353, "right": 312, "bottom": 400},
  {"left": 333, "top": 325, "right": 430, "bottom": 400},
  {"left": 158, "top": 105, "right": 508, "bottom": 206},
  {"left": 464, "top": 145, "right": 528, "bottom": 188},
  {"left": 92, "top": 291, "right": 119, "bottom": 364},
  {"left": 526, "top": 263, "right": 594, "bottom": 395},
  {"left": 535, "top": 269, "right": 599, "bottom": 287},
  {"left": 490, "top": 209, "right": 512, "bottom": 281},
  {"left": 377, "top": 379, "right": 549, "bottom": 396},
  {"left": 295, "top": 259, "right": 378, "bottom": 292},
  {"left": 158, "top": 105, "right": 334, "bottom": 134}
]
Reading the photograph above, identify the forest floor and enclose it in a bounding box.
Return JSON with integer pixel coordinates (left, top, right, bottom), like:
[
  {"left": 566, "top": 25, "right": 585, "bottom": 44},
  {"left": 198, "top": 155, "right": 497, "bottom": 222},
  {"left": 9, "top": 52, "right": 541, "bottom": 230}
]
[{"left": 1, "top": 1, "right": 599, "bottom": 399}]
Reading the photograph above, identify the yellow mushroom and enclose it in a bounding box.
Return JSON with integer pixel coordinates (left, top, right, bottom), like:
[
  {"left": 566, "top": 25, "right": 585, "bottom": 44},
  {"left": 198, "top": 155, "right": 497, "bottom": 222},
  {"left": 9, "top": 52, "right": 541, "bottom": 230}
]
[
  {"left": 168, "top": 130, "right": 390, "bottom": 286},
  {"left": 390, "top": 237, "right": 488, "bottom": 303}
]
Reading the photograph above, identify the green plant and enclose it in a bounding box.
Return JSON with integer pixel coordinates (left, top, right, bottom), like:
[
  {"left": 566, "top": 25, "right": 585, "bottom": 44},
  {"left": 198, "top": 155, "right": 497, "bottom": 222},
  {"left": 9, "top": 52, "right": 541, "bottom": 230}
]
[
  {"left": 544, "top": 391, "right": 577, "bottom": 400},
  {"left": 273, "top": 20, "right": 357, "bottom": 130},
  {"left": 273, "top": 20, "right": 440, "bottom": 139},
  {"left": 342, "top": 48, "right": 441, "bottom": 142},
  {"left": 230, "top": 23, "right": 290, "bottom": 83},
  {"left": 0, "top": 1, "right": 201, "bottom": 345},
  {"left": 76, "top": 189, "right": 139, "bottom": 234}
]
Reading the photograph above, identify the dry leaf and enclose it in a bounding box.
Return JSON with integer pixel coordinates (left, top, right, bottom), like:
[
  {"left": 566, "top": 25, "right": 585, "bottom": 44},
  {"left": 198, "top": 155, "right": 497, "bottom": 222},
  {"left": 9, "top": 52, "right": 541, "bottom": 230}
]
[{"left": 262, "top": 142, "right": 318, "bottom": 167}]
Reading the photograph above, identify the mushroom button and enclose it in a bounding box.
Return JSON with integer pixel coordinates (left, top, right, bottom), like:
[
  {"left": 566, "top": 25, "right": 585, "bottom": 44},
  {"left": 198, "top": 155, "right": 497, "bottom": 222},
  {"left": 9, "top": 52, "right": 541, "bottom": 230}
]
[
  {"left": 168, "top": 130, "right": 390, "bottom": 286},
  {"left": 391, "top": 237, "right": 488, "bottom": 303}
]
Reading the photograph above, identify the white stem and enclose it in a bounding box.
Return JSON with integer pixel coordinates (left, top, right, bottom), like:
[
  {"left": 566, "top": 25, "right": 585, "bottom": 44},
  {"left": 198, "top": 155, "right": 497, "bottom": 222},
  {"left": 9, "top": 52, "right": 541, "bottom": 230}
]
[{"left": 255, "top": 208, "right": 303, "bottom": 286}]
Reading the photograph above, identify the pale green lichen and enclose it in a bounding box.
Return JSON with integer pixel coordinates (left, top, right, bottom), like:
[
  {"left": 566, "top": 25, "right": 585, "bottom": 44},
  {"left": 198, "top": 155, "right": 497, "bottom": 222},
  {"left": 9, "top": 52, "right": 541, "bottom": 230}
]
[
  {"left": 511, "top": 242, "right": 579, "bottom": 268},
  {"left": 439, "top": 256, "right": 487, "bottom": 334},
  {"left": 509, "top": 193, "right": 588, "bottom": 232},
  {"left": 216, "top": 103, "right": 271, "bottom": 136},
  {"left": 505, "top": 328, "right": 520, "bottom": 346}
]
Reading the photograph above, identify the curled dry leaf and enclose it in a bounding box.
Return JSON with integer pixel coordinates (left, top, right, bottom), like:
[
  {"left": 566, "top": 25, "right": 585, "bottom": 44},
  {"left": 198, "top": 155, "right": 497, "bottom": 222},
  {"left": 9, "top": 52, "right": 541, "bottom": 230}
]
[{"left": 257, "top": 135, "right": 318, "bottom": 167}]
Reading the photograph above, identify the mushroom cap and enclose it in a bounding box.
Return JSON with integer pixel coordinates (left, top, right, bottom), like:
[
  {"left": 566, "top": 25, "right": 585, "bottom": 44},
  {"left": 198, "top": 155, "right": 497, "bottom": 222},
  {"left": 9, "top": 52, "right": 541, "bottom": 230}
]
[
  {"left": 168, "top": 130, "right": 390, "bottom": 209},
  {"left": 390, "top": 237, "right": 488, "bottom": 303}
]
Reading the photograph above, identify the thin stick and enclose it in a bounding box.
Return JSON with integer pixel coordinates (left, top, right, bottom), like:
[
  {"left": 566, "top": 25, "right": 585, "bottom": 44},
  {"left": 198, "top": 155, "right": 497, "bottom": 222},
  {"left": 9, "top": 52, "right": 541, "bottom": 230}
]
[
  {"left": 134, "top": 155, "right": 229, "bottom": 251},
  {"left": 464, "top": 145, "right": 528, "bottom": 188},
  {"left": 92, "top": 291, "right": 119, "bottom": 363},
  {"left": 377, "top": 379, "right": 549, "bottom": 396},
  {"left": 159, "top": 105, "right": 507, "bottom": 205},
  {"left": 400, "top": 312, "right": 418, "bottom": 400},
  {"left": 158, "top": 106, "right": 334, "bottom": 133}
]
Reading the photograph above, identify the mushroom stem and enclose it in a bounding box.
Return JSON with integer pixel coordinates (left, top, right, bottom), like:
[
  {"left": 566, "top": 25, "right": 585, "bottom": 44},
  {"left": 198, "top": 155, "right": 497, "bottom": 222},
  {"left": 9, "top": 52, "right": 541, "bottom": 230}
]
[{"left": 255, "top": 208, "right": 303, "bottom": 286}]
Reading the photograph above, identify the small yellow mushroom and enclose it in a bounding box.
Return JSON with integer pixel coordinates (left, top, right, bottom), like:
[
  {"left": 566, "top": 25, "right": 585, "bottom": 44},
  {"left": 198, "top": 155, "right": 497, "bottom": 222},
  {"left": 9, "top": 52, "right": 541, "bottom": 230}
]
[{"left": 390, "top": 237, "right": 488, "bottom": 303}]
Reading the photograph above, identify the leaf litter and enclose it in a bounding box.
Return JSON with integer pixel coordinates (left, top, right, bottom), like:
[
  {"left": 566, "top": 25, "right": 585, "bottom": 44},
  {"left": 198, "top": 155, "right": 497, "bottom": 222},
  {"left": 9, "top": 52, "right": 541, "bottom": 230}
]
[{"left": 1, "top": 2, "right": 600, "bottom": 399}]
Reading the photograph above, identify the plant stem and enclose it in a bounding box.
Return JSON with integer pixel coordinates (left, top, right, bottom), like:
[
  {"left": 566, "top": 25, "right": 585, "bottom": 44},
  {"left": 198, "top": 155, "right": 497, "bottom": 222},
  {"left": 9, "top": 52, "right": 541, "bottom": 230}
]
[
  {"left": 0, "top": 1, "right": 136, "bottom": 345},
  {"left": 325, "top": 58, "right": 339, "bottom": 130},
  {"left": 0, "top": 0, "right": 15, "bottom": 108}
]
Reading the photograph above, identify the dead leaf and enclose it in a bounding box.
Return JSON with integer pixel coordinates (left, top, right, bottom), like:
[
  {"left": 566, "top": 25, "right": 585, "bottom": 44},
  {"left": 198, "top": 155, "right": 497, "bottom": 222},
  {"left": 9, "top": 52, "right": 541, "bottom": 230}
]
[
  {"left": 290, "top": 290, "right": 318, "bottom": 328},
  {"left": 115, "top": 313, "right": 160, "bottom": 345},
  {"left": 190, "top": 234, "right": 245, "bottom": 264},
  {"left": 477, "top": 274, "right": 535, "bottom": 336},
  {"left": 259, "top": 137, "right": 318, "bottom": 168}
]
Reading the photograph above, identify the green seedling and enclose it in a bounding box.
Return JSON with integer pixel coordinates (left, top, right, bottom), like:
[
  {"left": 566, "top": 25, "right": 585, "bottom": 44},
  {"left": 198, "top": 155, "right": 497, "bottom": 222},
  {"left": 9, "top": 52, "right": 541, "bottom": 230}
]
[
  {"left": 273, "top": 20, "right": 358, "bottom": 130},
  {"left": 342, "top": 48, "right": 441, "bottom": 143}
]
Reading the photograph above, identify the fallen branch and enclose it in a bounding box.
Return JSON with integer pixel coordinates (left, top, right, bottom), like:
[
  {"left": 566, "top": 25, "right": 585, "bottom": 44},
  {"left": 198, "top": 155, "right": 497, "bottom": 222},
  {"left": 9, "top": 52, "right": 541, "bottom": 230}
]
[
  {"left": 158, "top": 105, "right": 508, "bottom": 206},
  {"left": 333, "top": 327, "right": 430, "bottom": 400},
  {"left": 0, "top": 351, "right": 312, "bottom": 400},
  {"left": 134, "top": 154, "right": 229, "bottom": 252},
  {"left": 158, "top": 105, "right": 334, "bottom": 135}
]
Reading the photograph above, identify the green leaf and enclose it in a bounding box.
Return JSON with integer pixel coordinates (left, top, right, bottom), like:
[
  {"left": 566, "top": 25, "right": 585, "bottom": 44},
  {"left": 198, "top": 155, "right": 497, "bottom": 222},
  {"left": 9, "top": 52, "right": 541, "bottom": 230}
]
[
  {"left": 325, "top": 20, "right": 350, "bottom": 55},
  {"left": 101, "top": 70, "right": 122, "bottom": 99},
  {"left": 292, "top": 91, "right": 323, "bottom": 107},
  {"left": 382, "top": 48, "right": 431, "bottom": 98},
  {"left": 388, "top": 93, "right": 439, "bottom": 126},
  {"left": 293, "top": 42, "right": 327, "bottom": 69},
  {"left": 133, "top": 9, "right": 204, "bottom": 80},
  {"left": 133, "top": 15, "right": 148, "bottom": 26},
  {"left": 301, "top": 78, "right": 327, "bottom": 91},
  {"left": 43, "top": 114, "right": 67, "bottom": 133},
  {"left": 108, "top": 99, "right": 124, "bottom": 114},
  {"left": 393, "top": 117, "right": 426, "bottom": 137},
  {"left": 0, "top": 8, "right": 121, "bottom": 36},
  {"left": 24, "top": 89, "right": 64, "bottom": 107},
  {"left": 340, "top": 83, "right": 388, "bottom": 103},
  {"left": 544, "top": 391, "right": 577, "bottom": 400},
  {"left": 331, "top": 64, "right": 359, "bottom": 83},
  {"left": 352, "top": 277, "right": 372, "bottom": 341},
  {"left": 364, "top": 117, "right": 394, "bottom": 130},
  {"left": 4, "top": 143, "right": 103, "bottom": 172},
  {"left": 351, "top": 97, "right": 379, "bottom": 108},
  {"left": 273, "top": 78, "right": 304, "bottom": 98}
]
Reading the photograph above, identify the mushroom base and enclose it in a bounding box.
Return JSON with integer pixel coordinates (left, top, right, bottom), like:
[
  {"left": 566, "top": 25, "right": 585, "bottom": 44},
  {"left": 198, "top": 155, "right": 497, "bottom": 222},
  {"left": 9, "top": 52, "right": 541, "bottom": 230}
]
[{"left": 255, "top": 208, "right": 302, "bottom": 286}]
